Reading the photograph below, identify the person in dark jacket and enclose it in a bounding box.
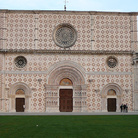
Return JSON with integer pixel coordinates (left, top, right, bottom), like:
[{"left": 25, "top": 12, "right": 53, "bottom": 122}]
[
  {"left": 125, "top": 104, "right": 128, "bottom": 112},
  {"left": 120, "top": 104, "right": 124, "bottom": 112},
  {"left": 123, "top": 104, "right": 126, "bottom": 112}
]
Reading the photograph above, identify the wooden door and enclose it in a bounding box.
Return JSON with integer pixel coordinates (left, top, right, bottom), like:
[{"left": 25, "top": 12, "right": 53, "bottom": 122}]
[
  {"left": 107, "top": 98, "right": 116, "bottom": 112},
  {"left": 16, "top": 98, "right": 25, "bottom": 112},
  {"left": 60, "top": 89, "right": 73, "bottom": 112}
]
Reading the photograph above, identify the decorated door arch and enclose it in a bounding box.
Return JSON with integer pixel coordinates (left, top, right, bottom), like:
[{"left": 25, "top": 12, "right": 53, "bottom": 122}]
[
  {"left": 45, "top": 61, "right": 87, "bottom": 112},
  {"left": 101, "top": 83, "right": 123, "bottom": 112},
  {"left": 9, "top": 82, "right": 31, "bottom": 112}
]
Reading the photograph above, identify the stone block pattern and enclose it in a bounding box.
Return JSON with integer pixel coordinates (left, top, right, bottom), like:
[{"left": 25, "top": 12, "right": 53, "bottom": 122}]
[
  {"left": 4, "top": 13, "right": 136, "bottom": 51},
  {"left": 0, "top": 13, "right": 4, "bottom": 28},
  {"left": 5, "top": 54, "right": 132, "bottom": 73},
  {"left": 0, "top": 54, "right": 3, "bottom": 99},
  {"left": 6, "top": 14, "right": 35, "bottom": 50},
  {"left": 0, "top": 54, "right": 3, "bottom": 71},
  {"left": 5, "top": 13, "right": 91, "bottom": 50},
  {"left": 134, "top": 69, "right": 138, "bottom": 90},
  {"left": 5, "top": 73, "right": 47, "bottom": 112},
  {"left": 0, "top": 11, "right": 135, "bottom": 112},
  {"left": 0, "top": 13, "right": 4, "bottom": 49},
  {"left": 0, "top": 74, "right": 2, "bottom": 99},
  {"left": 37, "top": 14, "right": 91, "bottom": 50},
  {"left": 87, "top": 74, "right": 132, "bottom": 111},
  {"left": 0, "top": 29, "right": 3, "bottom": 40},
  {"left": 5, "top": 54, "right": 133, "bottom": 112},
  {"left": 93, "top": 15, "right": 131, "bottom": 51},
  {"left": 131, "top": 16, "right": 137, "bottom": 51}
]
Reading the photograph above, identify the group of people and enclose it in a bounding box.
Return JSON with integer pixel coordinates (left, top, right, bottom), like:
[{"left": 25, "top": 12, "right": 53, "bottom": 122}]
[{"left": 120, "top": 104, "right": 128, "bottom": 112}]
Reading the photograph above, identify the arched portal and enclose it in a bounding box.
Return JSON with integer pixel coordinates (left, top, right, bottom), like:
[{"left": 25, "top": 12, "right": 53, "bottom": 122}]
[
  {"left": 15, "top": 89, "right": 25, "bottom": 112},
  {"left": 107, "top": 89, "right": 117, "bottom": 112},
  {"left": 9, "top": 82, "right": 31, "bottom": 112},
  {"left": 101, "top": 83, "right": 123, "bottom": 112},
  {"left": 59, "top": 78, "right": 73, "bottom": 112},
  {"left": 47, "top": 61, "right": 85, "bottom": 86},
  {"left": 45, "top": 61, "right": 87, "bottom": 112}
]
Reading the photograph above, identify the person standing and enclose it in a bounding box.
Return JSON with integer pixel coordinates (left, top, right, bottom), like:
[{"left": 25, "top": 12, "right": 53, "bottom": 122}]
[
  {"left": 120, "top": 104, "right": 124, "bottom": 112},
  {"left": 126, "top": 104, "right": 128, "bottom": 112},
  {"left": 124, "top": 104, "right": 126, "bottom": 112}
]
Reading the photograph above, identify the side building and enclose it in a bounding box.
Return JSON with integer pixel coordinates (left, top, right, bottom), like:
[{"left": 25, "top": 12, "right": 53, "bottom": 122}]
[{"left": 0, "top": 10, "right": 138, "bottom": 112}]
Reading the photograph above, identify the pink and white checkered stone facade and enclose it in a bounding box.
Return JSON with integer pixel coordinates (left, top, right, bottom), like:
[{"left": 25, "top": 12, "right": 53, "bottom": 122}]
[{"left": 0, "top": 10, "right": 138, "bottom": 112}]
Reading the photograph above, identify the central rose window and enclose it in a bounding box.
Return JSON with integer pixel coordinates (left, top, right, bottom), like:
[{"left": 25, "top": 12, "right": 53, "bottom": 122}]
[{"left": 53, "top": 24, "right": 77, "bottom": 48}]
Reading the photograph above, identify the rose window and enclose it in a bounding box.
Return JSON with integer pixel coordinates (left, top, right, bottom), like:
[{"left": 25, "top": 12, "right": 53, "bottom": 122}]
[
  {"left": 107, "top": 57, "right": 117, "bottom": 68},
  {"left": 53, "top": 24, "right": 77, "bottom": 48},
  {"left": 15, "top": 56, "right": 27, "bottom": 68}
]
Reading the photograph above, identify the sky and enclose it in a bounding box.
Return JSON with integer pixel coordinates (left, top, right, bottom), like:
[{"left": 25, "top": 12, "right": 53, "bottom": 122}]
[{"left": 0, "top": 0, "right": 138, "bottom": 12}]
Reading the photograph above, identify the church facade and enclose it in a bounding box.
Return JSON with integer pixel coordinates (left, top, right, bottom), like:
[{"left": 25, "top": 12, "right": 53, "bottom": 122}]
[{"left": 0, "top": 10, "right": 138, "bottom": 112}]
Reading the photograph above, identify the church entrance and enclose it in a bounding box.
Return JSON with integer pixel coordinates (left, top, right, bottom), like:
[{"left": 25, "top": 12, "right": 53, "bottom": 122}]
[
  {"left": 59, "top": 89, "right": 73, "bottom": 112},
  {"left": 107, "top": 98, "right": 116, "bottom": 112},
  {"left": 16, "top": 98, "right": 25, "bottom": 112},
  {"left": 107, "top": 89, "right": 117, "bottom": 112},
  {"left": 15, "top": 89, "right": 25, "bottom": 112}
]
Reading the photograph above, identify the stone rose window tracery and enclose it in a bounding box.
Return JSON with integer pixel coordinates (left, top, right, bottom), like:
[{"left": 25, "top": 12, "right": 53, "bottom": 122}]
[
  {"left": 107, "top": 57, "right": 117, "bottom": 68},
  {"left": 15, "top": 56, "right": 27, "bottom": 68},
  {"left": 53, "top": 24, "right": 77, "bottom": 48}
]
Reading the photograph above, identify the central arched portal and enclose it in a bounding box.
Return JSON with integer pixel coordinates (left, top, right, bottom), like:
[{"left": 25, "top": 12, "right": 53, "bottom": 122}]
[
  {"left": 46, "top": 61, "right": 87, "bottom": 112},
  {"left": 59, "top": 78, "right": 73, "bottom": 112}
]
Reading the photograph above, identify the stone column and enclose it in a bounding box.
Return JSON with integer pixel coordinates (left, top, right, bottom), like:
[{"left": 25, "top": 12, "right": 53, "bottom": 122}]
[
  {"left": 116, "top": 96, "right": 122, "bottom": 112},
  {"left": 45, "top": 85, "right": 59, "bottom": 112},
  {"left": 73, "top": 85, "right": 87, "bottom": 112},
  {"left": 25, "top": 96, "right": 30, "bottom": 112},
  {"left": 101, "top": 95, "right": 107, "bottom": 112},
  {"left": 34, "top": 13, "right": 38, "bottom": 49},
  {"left": 133, "top": 54, "right": 138, "bottom": 111},
  {"left": 9, "top": 95, "right": 16, "bottom": 112}
]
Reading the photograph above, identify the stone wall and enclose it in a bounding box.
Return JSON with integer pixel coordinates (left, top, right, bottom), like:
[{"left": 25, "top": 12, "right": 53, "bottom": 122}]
[
  {"left": 4, "top": 53, "right": 133, "bottom": 112},
  {"left": 93, "top": 15, "right": 131, "bottom": 51},
  {"left": 0, "top": 10, "right": 137, "bottom": 112}
]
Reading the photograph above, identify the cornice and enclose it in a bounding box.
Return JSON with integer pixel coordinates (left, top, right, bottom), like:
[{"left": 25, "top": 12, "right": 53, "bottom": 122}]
[
  {"left": 0, "top": 9, "right": 138, "bottom": 16},
  {"left": 0, "top": 49, "right": 133, "bottom": 55}
]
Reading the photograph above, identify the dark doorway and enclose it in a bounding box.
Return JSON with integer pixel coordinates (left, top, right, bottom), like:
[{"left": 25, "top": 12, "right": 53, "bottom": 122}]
[
  {"left": 59, "top": 89, "right": 73, "bottom": 112},
  {"left": 16, "top": 98, "right": 25, "bottom": 112},
  {"left": 107, "top": 98, "right": 116, "bottom": 112}
]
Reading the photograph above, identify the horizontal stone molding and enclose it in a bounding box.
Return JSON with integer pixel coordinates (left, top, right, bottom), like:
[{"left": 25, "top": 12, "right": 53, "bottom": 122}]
[
  {"left": 0, "top": 71, "right": 132, "bottom": 76},
  {"left": 0, "top": 98, "right": 8, "bottom": 100},
  {"left": 134, "top": 91, "right": 138, "bottom": 93},
  {"left": 0, "top": 49, "right": 133, "bottom": 55},
  {"left": 87, "top": 72, "right": 132, "bottom": 75},
  {"left": 73, "top": 97, "right": 87, "bottom": 98}
]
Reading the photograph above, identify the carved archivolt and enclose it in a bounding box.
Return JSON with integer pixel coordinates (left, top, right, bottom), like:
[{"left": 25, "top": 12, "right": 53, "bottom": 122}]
[
  {"left": 9, "top": 82, "right": 31, "bottom": 97},
  {"left": 101, "top": 83, "right": 123, "bottom": 97},
  {"left": 47, "top": 61, "right": 85, "bottom": 85}
]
